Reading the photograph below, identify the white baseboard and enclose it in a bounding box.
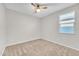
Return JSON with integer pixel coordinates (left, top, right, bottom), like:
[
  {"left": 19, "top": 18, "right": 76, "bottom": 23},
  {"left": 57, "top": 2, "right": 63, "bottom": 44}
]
[
  {"left": 45, "top": 39, "right": 79, "bottom": 51},
  {"left": 6, "top": 38, "right": 41, "bottom": 47}
]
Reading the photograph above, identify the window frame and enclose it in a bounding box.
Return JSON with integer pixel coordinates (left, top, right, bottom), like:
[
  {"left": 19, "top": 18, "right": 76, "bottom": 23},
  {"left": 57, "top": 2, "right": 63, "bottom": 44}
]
[{"left": 58, "top": 11, "right": 76, "bottom": 34}]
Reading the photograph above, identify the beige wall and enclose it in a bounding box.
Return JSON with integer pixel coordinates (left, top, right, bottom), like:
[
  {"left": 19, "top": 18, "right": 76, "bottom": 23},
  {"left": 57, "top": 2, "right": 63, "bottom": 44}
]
[
  {"left": 41, "top": 4, "right": 79, "bottom": 50},
  {"left": 6, "top": 9, "right": 41, "bottom": 46},
  {"left": 0, "top": 4, "right": 7, "bottom": 55}
]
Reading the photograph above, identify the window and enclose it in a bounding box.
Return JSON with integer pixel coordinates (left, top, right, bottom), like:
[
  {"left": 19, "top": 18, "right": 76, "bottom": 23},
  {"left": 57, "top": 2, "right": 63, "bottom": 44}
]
[{"left": 59, "top": 11, "right": 75, "bottom": 33}]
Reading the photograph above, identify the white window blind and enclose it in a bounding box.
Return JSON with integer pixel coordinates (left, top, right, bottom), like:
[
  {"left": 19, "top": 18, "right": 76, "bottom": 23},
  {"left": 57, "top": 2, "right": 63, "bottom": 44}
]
[{"left": 59, "top": 11, "right": 75, "bottom": 33}]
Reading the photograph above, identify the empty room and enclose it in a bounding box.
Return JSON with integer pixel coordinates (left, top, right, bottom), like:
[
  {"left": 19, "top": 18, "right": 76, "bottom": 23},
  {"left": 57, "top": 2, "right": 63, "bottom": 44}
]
[{"left": 0, "top": 3, "right": 79, "bottom": 56}]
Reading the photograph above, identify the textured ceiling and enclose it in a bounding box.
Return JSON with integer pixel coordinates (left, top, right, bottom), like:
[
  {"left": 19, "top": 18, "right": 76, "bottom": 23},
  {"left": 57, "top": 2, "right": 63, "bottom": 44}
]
[{"left": 4, "top": 3, "right": 76, "bottom": 18}]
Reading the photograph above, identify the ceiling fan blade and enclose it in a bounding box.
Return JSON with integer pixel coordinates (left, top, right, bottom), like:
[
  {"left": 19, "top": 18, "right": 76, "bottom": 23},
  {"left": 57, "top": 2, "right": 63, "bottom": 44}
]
[
  {"left": 31, "top": 3, "right": 37, "bottom": 7},
  {"left": 43, "top": 7, "right": 47, "bottom": 9},
  {"left": 40, "top": 6, "right": 47, "bottom": 9},
  {"left": 40, "top": 3, "right": 58, "bottom": 6}
]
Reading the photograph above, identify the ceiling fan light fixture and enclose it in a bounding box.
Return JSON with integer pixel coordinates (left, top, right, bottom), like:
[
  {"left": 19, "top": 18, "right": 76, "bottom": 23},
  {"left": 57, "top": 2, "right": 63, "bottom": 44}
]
[{"left": 36, "top": 8, "right": 41, "bottom": 13}]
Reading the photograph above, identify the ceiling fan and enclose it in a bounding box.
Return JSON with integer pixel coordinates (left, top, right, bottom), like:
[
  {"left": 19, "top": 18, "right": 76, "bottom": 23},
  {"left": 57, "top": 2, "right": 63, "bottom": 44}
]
[{"left": 31, "top": 3, "right": 48, "bottom": 13}]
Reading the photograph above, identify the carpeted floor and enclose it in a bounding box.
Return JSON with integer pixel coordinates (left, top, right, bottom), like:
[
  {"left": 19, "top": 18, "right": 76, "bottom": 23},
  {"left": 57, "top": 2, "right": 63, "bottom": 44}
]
[{"left": 3, "top": 39, "right": 79, "bottom": 56}]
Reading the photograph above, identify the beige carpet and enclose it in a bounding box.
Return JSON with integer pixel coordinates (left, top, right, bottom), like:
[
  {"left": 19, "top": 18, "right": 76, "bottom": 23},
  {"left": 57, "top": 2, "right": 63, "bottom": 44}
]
[{"left": 3, "top": 39, "right": 79, "bottom": 56}]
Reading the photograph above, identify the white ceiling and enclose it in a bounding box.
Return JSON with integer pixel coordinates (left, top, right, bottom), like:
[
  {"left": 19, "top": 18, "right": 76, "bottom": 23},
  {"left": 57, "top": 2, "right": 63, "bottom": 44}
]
[{"left": 4, "top": 3, "right": 76, "bottom": 18}]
